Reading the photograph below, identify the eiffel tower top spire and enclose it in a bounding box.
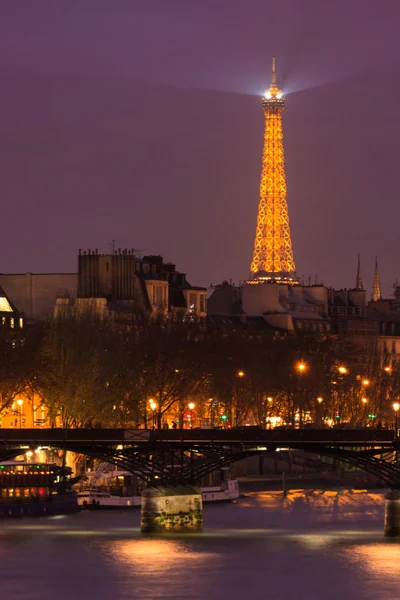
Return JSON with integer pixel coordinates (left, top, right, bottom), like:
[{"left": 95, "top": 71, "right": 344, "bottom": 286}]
[
  {"left": 250, "top": 58, "right": 296, "bottom": 283},
  {"left": 264, "top": 56, "right": 283, "bottom": 101},
  {"left": 271, "top": 56, "right": 276, "bottom": 86},
  {"left": 371, "top": 256, "right": 382, "bottom": 301},
  {"left": 356, "top": 254, "right": 363, "bottom": 290}
]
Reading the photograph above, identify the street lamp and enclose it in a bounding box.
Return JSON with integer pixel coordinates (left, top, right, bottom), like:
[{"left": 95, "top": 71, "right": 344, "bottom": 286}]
[
  {"left": 149, "top": 399, "right": 157, "bottom": 428},
  {"left": 296, "top": 363, "right": 307, "bottom": 428},
  {"left": 315, "top": 397, "right": 323, "bottom": 428},
  {"left": 16, "top": 399, "right": 23, "bottom": 429},
  {"left": 362, "top": 379, "right": 370, "bottom": 387},
  {"left": 384, "top": 366, "right": 392, "bottom": 373},
  {"left": 362, "top": 397, "right": 368, "bottom": 404},
  {"left": 393, "top": 402, "right": 399, "bottom": 436},
  {"left": 338, "top": 366, "right": 348, "bottom": 375},
  {"left": 187, "top": 402, "right": 195, "bottom": 428},
  {"left": 238, "top": 370, "right": 245, "bottom": 378}
]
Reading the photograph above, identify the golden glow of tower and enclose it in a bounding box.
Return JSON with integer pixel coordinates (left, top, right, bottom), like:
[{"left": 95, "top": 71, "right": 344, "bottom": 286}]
[{"left": 250, "top": 57, "right": 297, "bottom": 283}]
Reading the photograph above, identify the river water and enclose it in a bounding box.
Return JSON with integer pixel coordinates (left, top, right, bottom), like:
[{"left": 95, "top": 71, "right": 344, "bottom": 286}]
[{"left": 0, "top": 489, "right": 399, "bottom": 600}]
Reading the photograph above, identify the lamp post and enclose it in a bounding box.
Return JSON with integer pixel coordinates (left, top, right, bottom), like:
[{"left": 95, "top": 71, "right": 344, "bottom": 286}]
[
  {"left": 231, "top": 370, "right": 245, "bottom": 427},
  {"left": 393, "top": 402, "right": 399, "bottom": 438},
  {"left": 188, "top": 402, "right": 195, "bottom": 428},
  {"left": 361, "top": 397, "right": 368, "bottom": 428},
  {"left": 296, "top": 363, "right": 307, "bottom": 428},
  {"left": 149, "top": 399, "right": 157, "bottom": 429},
  {"left": 316, "top": 397, "right": 323, "bottom": 428},
  {"left": 16, "top": 399, "right": 23, "bottom": 429}
]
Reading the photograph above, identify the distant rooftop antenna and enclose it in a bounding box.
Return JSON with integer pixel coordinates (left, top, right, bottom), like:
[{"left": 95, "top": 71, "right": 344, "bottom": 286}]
[{"left": 109, "top": 240, "right": 116, "bottom": 254}]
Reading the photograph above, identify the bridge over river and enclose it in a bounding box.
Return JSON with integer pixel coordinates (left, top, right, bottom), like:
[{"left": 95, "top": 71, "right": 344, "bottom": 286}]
[{"left": 0, "top": 427, "right": 398, "bottom": 488}]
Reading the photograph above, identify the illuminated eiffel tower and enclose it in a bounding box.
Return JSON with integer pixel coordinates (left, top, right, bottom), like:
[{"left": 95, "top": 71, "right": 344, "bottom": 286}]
[{"left": 250, "top": 57, "right": 297, "bottom": 283}]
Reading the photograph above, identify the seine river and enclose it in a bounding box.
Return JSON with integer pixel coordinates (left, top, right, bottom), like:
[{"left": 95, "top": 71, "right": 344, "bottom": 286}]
[{"left": 0, "top": 490, "right": 399, "bottom": 600}]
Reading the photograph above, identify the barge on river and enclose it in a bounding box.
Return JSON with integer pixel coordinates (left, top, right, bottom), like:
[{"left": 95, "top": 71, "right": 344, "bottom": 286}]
[
  {"left": 0, "top": 461, "right": 78, "bottom": 517},
  {"left": 77, "top": 466, "right": 239, "bottom": 509}
]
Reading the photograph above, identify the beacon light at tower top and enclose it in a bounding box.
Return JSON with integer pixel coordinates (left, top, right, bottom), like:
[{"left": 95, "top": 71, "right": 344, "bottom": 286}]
[{"left": 263, "top": 56, "right": 284, "bottom": 102}]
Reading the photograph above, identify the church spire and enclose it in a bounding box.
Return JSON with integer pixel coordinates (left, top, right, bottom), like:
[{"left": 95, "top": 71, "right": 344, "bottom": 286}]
[
  {"left": 356, "top": 254, "right": 363, "bottom": 290},
  {"left": 371, "top": 256, "right": 382, "bottom": 301}
]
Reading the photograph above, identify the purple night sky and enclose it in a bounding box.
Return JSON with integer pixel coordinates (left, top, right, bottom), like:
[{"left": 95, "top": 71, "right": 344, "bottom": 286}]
[{"left": 1, "top": 1, "right": 400, "bottom": 296}]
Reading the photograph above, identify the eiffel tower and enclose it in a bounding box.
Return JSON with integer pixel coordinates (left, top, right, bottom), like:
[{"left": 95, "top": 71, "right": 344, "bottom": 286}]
[{"left": 250, "top": 57, "right": 297, "bottom": 283}]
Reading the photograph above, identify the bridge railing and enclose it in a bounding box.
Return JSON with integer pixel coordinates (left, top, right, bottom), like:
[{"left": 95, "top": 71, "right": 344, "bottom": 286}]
[
  {"left": 0, "top": 427, "right": 395, "bottom": 445},
  {"left": 152, "top": 428, "right": 396, "bottom": 444}
]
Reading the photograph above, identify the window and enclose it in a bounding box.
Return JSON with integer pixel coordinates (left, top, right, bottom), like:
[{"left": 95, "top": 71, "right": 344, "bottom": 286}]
[
  {"left": 189, "top": 293, "right": 196, "bottom": 306},
  {"left": 199, "top": 294, "right": 206, "bottom": 313},
  {"left": 10, "top": 317, "right": 14, "bottom": 328},
  {"left": 19, "top": 318, "right": 23, "bottom": 329},
  {"left": 154, "top": 286, "right": 164, "bottom": 306},
  {"left": 0, "top": 297, "right": 12, "bottom": 312}
]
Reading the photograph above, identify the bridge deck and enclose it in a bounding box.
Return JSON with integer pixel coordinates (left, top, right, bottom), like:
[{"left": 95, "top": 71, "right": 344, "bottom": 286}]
[{"left": 0, "top": 428, "right": 395, "bottom": 446}]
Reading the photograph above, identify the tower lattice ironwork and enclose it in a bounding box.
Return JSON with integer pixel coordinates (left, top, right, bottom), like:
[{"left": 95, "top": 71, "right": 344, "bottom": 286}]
[{"left": 250, "top": 57, "right": 296, "bottom": 282}]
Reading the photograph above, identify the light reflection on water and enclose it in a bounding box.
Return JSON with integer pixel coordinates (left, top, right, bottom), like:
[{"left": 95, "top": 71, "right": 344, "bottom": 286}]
[{"left": 0, "top": 492, "right": 398, "bottom": 600}]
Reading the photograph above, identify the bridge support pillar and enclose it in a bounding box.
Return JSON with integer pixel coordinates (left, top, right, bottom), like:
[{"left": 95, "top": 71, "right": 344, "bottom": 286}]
[
  {"left": 384, "top": 490, "right": 400, "bottom": 537},
  {"left": 141, "top": 485, "right": 203, "bottom": 533}
]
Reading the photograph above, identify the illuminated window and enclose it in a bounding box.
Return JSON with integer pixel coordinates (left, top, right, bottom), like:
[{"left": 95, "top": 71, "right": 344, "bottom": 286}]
[
  {"left": 10, "top": 318, "right": 14, "bottom": 328},
  {"left": 199, "top": 294, "right": 206, "bottom": 313},
  {"left": 189, "top": 293, "right": 196, "bottom": 312},
  {"left": 19, "top": 318, "right": 23, "bottom": 328},
  {"left": 0, "top": 297, "right": 12, "bottom": 312},
  {"left": 1, "top": 317, "right": 5, "bottom": 325}
]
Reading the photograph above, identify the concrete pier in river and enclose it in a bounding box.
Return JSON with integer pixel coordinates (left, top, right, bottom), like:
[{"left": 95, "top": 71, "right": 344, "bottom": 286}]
[{"left": 141, "top": 485, "right": 203, "bottom": 533}]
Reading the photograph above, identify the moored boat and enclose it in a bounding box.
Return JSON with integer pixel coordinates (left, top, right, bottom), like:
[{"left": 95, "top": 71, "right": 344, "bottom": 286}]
[
  {"left": 77, "top": 466, "right": 239, "bottom": 509},
  {"left": 0, "top": 461, "right": 79, "bottom": 517}
]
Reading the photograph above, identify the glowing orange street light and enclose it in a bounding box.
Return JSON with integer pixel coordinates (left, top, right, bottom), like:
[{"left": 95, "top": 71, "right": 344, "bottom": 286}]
[
  {"left": 267, "top": 397, "right": 273, "bottom": 403},
  {"left": 16, "top": 398, "right": 24, "bottom": 429},
  {"left": 188, "top": 402, "right": 195, "bottom": 410},
  {"left": 384, "top": 366, "right": 392, "bottom": 373},
  {"left": 338, "top": 366, "right": 348, "bottom": 375},
  {"left": 362, "top": 397, "right": 368, "bottom": 404},
  {"left": 238, "top": 371, "right": 245, "bottom": 378},
  {"left": 393, "top": 402, "right": 400, "bottom": 412},
  {"left": 362, "top": 379, "right": 370, "bottom": 387},
  {"left": 297, "top": 363, "right": 306, "bottom": 372},
  {"left": 317, "top": 397, "right": 323, "bottom": 404}
]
